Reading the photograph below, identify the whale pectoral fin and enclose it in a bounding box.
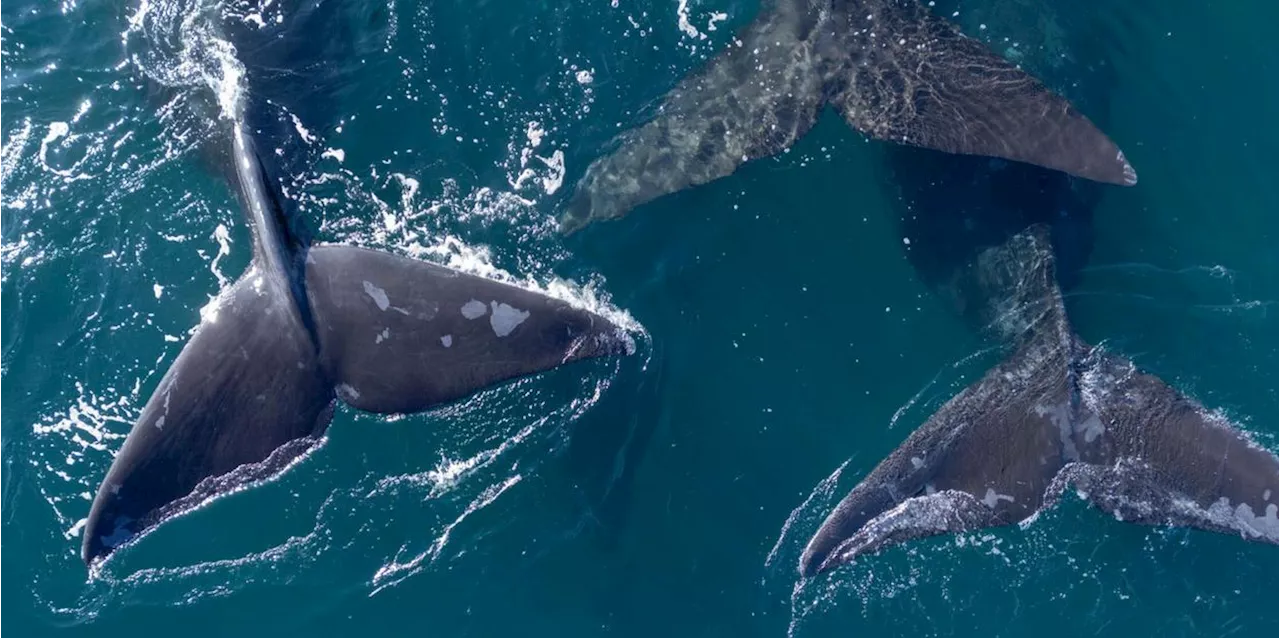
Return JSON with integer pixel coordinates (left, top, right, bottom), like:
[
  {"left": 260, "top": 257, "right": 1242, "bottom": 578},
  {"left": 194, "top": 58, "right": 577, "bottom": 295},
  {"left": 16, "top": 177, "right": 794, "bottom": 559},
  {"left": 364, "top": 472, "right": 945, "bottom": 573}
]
[
  {"left": 560, "top": 12, "right": 824, "bottom": 233},
  {"left": 304, "top": 245, "right": 635, "bottom": 415},
  {"left": 829, "top": 3, "right": 1136, "bottom": 186}
]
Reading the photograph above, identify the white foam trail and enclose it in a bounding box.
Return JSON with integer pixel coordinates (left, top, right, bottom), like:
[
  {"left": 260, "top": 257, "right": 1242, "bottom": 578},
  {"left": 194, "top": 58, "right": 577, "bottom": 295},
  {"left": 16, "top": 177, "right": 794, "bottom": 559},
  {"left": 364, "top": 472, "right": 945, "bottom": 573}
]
[
  {"left": 1, "top": 117, "right": 33, "bottom": 181},
  {"left": 764, "top": 459, "right": 850, "bottom": 571},
  {"left": 208, "top": 222, "right": 232, "bottom": 287},
  {"left": 29, "top": 383, "right": 135, "bottom": 541},
  {"left": 373, "top": 421, "right": 539, "bottom": 500},
  {"left": 208, "top": 37, "right": 244, "bottom": 118},
  {"left": 508, "top": 120, "right": 568, "bottom": 195},
  {"left": 37, "top": 121, "right": 94, "bottom": 181},
  {"left": 369, "top": 474, "right": 523, "bottom": 595},
  {"left": 289, "top": 113, "right": 317, "bottom": 143},
  {"left": 676, "top": 0, "right": 703, "bottom": 39},
  {"left": 888, "top": 345, "right": 998, "bottom": 430}
]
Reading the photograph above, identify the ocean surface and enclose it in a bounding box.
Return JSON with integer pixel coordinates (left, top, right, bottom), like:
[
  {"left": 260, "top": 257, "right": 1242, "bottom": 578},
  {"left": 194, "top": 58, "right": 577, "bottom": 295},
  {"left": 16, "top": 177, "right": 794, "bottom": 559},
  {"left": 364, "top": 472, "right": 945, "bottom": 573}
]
[{"left": 1, "top": 0, "right": 1276, "bottom": 636}]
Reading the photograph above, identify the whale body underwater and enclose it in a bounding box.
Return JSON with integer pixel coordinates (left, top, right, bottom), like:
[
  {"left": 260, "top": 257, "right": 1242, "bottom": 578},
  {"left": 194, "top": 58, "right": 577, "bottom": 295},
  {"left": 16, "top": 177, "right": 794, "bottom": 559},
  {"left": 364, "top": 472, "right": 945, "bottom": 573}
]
[
  {"left": 559, "top": 0, "right": 1137, "bottom": 234},
  {"left": 79, "top": 19, "right": 636, "bottom": 565},
  {"left": 556, "top": 0, "right": 1280, "bottom": 575}
]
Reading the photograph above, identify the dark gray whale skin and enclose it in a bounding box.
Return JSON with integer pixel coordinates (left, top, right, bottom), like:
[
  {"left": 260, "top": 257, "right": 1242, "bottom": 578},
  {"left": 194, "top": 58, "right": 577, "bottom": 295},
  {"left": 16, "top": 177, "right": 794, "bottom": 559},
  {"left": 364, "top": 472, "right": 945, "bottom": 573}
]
[
  {"left": 80, "top": 9, "right": 634, "bottom": 567},
  {"left": 558, "top": 0, "right": 1137, "bottom": 233},
  {"left": 797, "top": 35, "right": 1277, "bottom": 576},
  {"left": 798, "top": 226, "right": 1279, "bottom": 576}
]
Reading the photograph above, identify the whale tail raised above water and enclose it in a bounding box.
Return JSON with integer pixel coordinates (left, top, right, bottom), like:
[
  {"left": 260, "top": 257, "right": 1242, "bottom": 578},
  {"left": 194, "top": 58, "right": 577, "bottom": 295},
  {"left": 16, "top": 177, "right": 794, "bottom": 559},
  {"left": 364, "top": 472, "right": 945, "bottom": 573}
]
[
  {"left": 559, "top": 0, "right": 1136, "bottom": 233},
  {"left": 81, "top": 91, "right": 635, "bottom": 568},
  {"left": 81, "top": 240, "right": 635, "bottom": 566},
  {"left": 797, "top": 227, "right": 1278, "bottom": 577}
]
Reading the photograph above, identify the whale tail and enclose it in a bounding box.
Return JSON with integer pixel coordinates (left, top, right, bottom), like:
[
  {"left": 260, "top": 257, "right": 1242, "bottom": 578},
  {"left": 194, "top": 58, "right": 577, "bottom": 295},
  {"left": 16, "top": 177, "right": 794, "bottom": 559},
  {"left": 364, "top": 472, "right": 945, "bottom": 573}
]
[
  {"left": 560, "top": 1, "right": 1135, "bottom": 233},
  {"left": 798, "top": 227, "right": 1278, "bottom": 577},
  {"left": 83, "top": 100, "right": 636, "bottom": 567},
  {"left": 81, "top": 243, "right": 635, "bottom": 566}
]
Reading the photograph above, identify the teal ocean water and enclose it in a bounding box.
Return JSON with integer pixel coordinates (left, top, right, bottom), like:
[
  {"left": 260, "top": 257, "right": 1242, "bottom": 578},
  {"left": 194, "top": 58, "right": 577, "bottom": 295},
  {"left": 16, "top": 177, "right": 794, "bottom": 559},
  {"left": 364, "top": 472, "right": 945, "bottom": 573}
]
[{"left": 2, "top": 0, "right": 1276, "bottom": 635}]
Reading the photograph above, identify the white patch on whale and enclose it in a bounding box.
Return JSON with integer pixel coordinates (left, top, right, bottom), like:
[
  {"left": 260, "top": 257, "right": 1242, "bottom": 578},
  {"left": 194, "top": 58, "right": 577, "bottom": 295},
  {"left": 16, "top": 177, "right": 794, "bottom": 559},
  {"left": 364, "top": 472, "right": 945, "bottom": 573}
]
[
  {"left": 910, "top": 457, "right": 924, "bottom": 469},
  {"left": 363, "top": 281, "right": 390, "bottom": 311},
  {"left": 489, "top": 302, "right": 530, "bottom": 337},
  {"left": 440, "top": 335, "right": 452, "bottom": 348},
  {"left": 982, "top": 488, "right": 1014, "bottom": 508},
  {"left": 461, "top": 299, "right": 487, "bottom": 319},
  {"left": 1078, "top": 412, "right": 1105, "bottom": 443},
  {"left": 375, "top": 328, "right": 390, "bottom": 344},
  {"left": 1205, "top": 497, "right": 1280, "bottom": 541},
  {"left": 337, "top": 383, "right": 361, "bottom": 402},
  {"left": 1035, "top": 401, "right": 1080, "bottom": 461}
]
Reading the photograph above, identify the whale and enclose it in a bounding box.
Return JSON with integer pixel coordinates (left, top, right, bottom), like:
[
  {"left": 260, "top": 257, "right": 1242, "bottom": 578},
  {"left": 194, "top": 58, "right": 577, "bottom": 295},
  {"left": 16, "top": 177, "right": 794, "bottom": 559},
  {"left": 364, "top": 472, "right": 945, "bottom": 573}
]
[
  {"left": 558, "top": 0, "right": 1137, "bottom": 233},
  {"left": 796, "top": 28, "right": 1278, "bottom": 575},
  {"left": 798, "top": 225, "right": 1279, "bottom": 576},
  {"left": 81, "top": 10, "right": 635, "bottom": 566}
]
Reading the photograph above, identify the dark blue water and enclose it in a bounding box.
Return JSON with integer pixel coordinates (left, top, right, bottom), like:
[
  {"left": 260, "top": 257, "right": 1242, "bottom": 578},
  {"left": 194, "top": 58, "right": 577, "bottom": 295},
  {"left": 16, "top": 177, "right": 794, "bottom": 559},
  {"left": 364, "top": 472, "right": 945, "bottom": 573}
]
[{"left": 2, "top": 0, "right": 1276, "bottom": 636}]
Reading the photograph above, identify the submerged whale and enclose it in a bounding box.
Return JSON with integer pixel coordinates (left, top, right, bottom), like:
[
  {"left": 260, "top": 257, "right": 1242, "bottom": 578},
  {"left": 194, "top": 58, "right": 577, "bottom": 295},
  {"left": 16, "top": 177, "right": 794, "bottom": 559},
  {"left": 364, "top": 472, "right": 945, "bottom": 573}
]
[
  {"left": 81, "top": 14, "right": 634, "bottom": 566},
  {"left": 796, "top": 36, "right": 1278, "bottom": 574},
  {"left": 558, "top": 0, "right": 1137, "bottom": 233}
]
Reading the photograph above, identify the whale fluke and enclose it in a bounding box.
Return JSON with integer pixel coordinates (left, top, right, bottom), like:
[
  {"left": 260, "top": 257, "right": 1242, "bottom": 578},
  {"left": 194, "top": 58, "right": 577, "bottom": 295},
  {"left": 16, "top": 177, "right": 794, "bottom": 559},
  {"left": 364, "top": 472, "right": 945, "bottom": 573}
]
[
  {"left": 560, "top": 0, "right": 1135, "bottom": 233},
  {"left": 798, "top": 228, "right": 1278, "bottom": 577},
  {"left": 82, "top": 244, "right": 634, "bottom": 566},
  {"left": 82, "top": 79, "right": 636, "bottom": 566},
  {"left": 827, "top": 1, "right": 1136, "bottom": 187},
  {"left": 560, "top": 1, "right": 825, "bottom": 232}
]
